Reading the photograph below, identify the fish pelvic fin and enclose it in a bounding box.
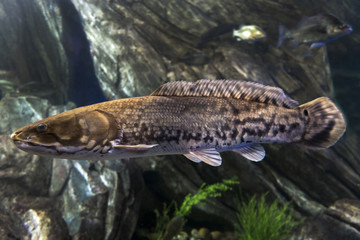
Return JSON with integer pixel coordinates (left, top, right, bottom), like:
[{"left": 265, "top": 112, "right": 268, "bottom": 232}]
[
  {"left": 300, "top": 97, "right": 346, "bottom": 148},
  {"left": 184, "top": 148, "right": 222, "bottom": 166},
  {"left": 232, "top": 143, "right": 265, "bottom": 162}
]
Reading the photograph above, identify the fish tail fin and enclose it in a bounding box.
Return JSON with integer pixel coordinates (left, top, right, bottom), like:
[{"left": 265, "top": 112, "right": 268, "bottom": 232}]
[
  {"left": 300, "top": 97, "right": 346, "bottom": 148},
  {"left": 277, "top": 24, "right": 287, "bottom": 48}
]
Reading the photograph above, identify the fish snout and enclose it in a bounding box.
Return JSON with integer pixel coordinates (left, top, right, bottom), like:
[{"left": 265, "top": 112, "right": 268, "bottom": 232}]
[
  {"left": 10, "top": 129, "right": 30, "bottom": 143},
  {"left": 340, "top": 24, "right": 353, "bottom": 33},
  {"left": 346, "top": 25, "right": 353, "bottom": 33},
  {"left": 10, "top": 130, "right": 21, "bottom": 141}
]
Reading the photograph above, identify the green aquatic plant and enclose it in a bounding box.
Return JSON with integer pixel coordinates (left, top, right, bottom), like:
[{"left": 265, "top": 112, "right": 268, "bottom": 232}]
[
  {"left": 152, "top": 178, "right": 239, "bottom": 240},
  {"left": 175, "top": 178, "right": 240, "bottom": 217},
  {"left": 153, "top": 202, "right": 176, "bottom": 240},
  {"left": 234, "top": 193, "right": 299, "bottom": 240}
]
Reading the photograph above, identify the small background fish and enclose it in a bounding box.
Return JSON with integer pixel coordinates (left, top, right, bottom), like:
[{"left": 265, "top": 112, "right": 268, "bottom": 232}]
[
  {"left": 277, "top": 13, "right": 353, "bottom": 48},
  {"left": 233, "top": 25, "right": 266, "bottom": 42}
]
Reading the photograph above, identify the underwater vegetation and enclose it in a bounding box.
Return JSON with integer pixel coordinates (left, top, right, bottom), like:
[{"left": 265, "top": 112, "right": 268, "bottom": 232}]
[
  {"left": 175, "top": 178, "right": 240, "bottom": 217},
  {"left": 234, "top": 193, "right": 300, "bottom": 240},
  {"left": 152, "top": 178, "right": 240, "bottom": 240},
  {"left": 152, "top": 181, "right": 300, "bottom": 240}
]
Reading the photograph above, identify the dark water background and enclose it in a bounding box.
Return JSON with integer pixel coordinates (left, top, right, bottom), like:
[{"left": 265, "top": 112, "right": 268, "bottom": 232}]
[{"left": 329, "top": 47, "right": 360, "bottom": 136}]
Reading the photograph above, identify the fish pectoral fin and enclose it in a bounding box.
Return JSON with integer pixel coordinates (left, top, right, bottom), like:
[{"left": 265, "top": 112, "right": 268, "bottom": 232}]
[
  {"left": 184, "top": 148, "right": 222, "bottom": 167},
  {"left": 232, "top": 144, "right": 265, "bottom": 162},
  {"left": 113, "top": 144, "right": 159, "bottom": 151}
]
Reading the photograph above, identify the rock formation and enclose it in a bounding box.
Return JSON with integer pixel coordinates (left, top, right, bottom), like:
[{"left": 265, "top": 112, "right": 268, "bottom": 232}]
[{"left": 0, "top": 0, "right": 359, "bottom": 239}]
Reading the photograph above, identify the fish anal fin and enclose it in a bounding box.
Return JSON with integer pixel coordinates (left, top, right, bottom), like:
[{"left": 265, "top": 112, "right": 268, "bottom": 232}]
[
  {"left": 184, "top": 148, "right": 222, "bottom": 166},
  {"left": 113, "top": 144, "right": 158, "bottom": 151},
  {"left": 232, "top": 144, "right": 265, "bottom": 162}
]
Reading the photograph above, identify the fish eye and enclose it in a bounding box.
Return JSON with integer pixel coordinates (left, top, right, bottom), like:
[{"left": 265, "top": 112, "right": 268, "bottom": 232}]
[
  {"left": 303, "top": 109, "right": 309, "bottom": 116},
  {"left": 36, "top": 123, "right": 47, "bottom": 133}
]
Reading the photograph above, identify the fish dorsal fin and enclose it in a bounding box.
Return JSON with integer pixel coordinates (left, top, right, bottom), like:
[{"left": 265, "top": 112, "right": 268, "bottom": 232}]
[
  {"left": 151, "top": 80, "right": 298, "bottom": 108},
  {"left": 184, "top": 148, "right": 222, "bottom": 166},
  {"left": 232, "top": 144, "right": 265, "bottom": 162}
]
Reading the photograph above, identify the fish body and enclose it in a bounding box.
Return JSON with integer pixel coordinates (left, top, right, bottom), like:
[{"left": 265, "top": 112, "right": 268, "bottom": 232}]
[
  {"left": 277, "top": 13, "right": 353, "bottom": 48},
  {"left": 233, "top": 25, "right": 266, "bottom": 42},
  {"left": 11, "top": 80, "right": 346, "bottom": 166},
  {"left": 195, "top": 23, "right": 238, "bottom": 49}
]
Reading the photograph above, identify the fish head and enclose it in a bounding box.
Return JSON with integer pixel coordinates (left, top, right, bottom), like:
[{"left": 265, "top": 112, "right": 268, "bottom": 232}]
[
  {"left": 322, "top": 13, "right": 353, "bottom": 39},
  {"left": 10, "top": 109, "right": 121, "bottom": 158},
  {"left": 11, "top": 111, "right": 86, "bottom": 156},
  {"left": 251, "top": 27, "right": 266, "bottom": 40},
  {"left": 326, "top": 22, "right": 352, "bottom": 36}
]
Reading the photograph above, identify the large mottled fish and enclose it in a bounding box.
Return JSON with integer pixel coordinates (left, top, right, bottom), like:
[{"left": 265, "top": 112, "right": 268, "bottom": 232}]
[
  {"left": 11, "top": 80, "right": 346, "bottom": 166},
  {"left": 277, "top": 13, "right": 352, "bottom": 48}
]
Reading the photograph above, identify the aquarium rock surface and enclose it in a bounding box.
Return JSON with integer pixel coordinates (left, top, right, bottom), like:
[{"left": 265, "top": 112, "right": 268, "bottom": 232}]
[
  {"left": 0, "top": 0, "right": 359, "bottom": 239},
  {"left": 0, "top": 95, "right": 143, "bottom": 239}
]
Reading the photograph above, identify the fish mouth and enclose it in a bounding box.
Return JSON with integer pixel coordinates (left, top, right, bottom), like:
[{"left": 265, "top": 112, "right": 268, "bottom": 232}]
[
  {"left": 11, "top": 136, "right": 87, "bottom": 157},
  {"left": 12, "top": 138, "right": 42, "bottom": 148},
  {"left": 343, "top": 25, "right": 353, "bottom": 33},
  {"left": 10, "top": 131, "right": 21, "bottom": 141},
  {"left": 10, "top": 133, "right": 35, "bottom": 148},
  {"left": 11, "top": 138, "right": 59, "bottom": 156},
  {"left": 10, "top": 131, "right": 31, "bottom": 144}
]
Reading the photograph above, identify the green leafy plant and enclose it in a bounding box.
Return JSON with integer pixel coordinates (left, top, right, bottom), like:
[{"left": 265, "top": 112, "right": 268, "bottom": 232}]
[
  {"left": 234, "top": 193, "right": 299, "bottom": 240},
  {"left": 175, "top": 178, "right": 240, "bottom": 217},
  {"left": 153, "top": 202, "right": 176, "bottom": 240},
  {"left": 152, "top": 178, "right": 239, "bottom": 240}
]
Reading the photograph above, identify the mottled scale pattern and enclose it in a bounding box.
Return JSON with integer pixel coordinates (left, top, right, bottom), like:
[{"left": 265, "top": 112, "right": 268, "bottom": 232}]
[
  {"left": 10, "top": 80, "right": 346, "bottom": 162},
  {"left": 91, "top": 96, "right": 306, "bottom": 153},
  {"left": 151, "top": 79, "right": 299, "bottom": 109}
]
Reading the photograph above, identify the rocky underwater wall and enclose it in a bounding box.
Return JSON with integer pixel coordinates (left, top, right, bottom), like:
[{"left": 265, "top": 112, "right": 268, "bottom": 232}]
[{"left": 0, "top": 0, "right": 359, "bottom": 239}]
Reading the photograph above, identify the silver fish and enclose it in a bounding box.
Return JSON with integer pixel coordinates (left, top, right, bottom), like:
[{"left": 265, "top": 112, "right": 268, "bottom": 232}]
[
  {"left": 10, "top": 80, "right": 346, "bottom": 166},
  {"left": 233, "top": 25, "right": 266, "bottom": 42}
]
